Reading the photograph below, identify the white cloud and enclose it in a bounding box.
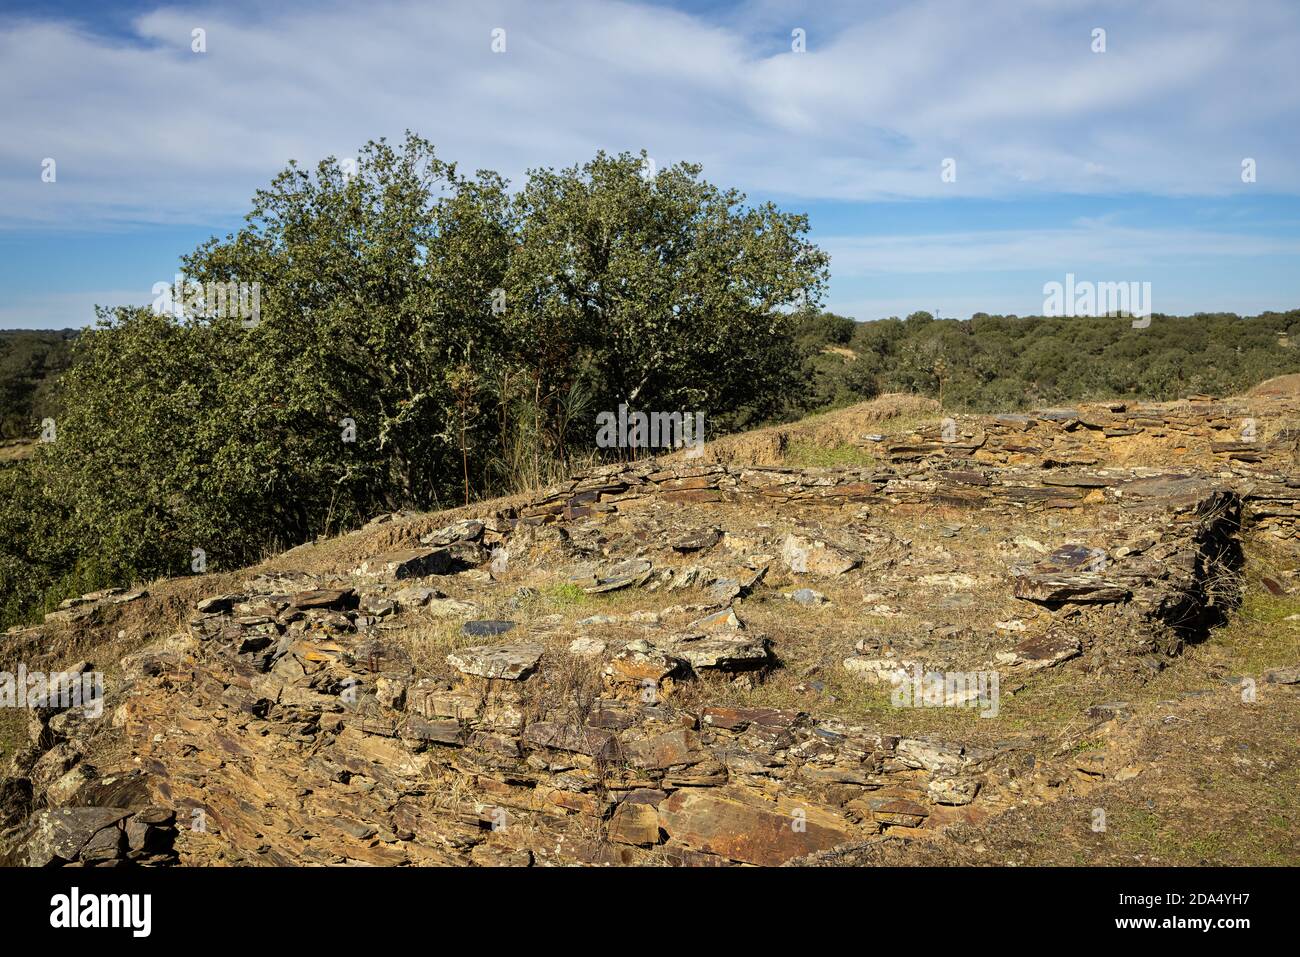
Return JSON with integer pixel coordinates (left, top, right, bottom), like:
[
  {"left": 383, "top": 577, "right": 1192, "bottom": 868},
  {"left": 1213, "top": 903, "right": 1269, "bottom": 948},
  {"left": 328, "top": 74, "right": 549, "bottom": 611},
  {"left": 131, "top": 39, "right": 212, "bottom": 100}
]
[{"left": 1, "top": 0, "right": 1297, "bottom": 229}]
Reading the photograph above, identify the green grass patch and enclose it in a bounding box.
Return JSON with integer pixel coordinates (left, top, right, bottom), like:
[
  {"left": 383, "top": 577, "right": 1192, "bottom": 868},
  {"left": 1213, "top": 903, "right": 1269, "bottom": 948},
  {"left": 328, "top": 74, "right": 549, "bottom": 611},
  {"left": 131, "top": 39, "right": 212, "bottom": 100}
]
[
  {"left": 543, "top": 582, "right": 589, "bottom": 608},
  {"left": 784, "top": 440, "right": 876, "bottom": 469},
  {"left": 1197, "top": 585, "right": 1300, "bottom": 676}
]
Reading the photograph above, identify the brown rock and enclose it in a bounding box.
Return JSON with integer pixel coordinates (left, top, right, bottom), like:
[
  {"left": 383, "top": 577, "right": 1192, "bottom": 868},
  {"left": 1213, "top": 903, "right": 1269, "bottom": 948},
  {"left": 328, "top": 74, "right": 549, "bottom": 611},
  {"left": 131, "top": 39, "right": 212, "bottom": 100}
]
[
  {"left": 522, "top": 722, "right": 621, "bottom": 761},
  {"left": 781, "top": 534, "right": 860, "bottom": 576},
  {"left": 626, "top": 729, "right": 701, "bottom": 770},
  {"left": 668, "top": 634, "right": 771, "bottom": 672},
  {"left": 867, "top": 793, "right": 930, "bottom": 827},
  {"left": 608, "top": 802, "right": 661, "bottom": 846},
  {"left": 402, "top": 716, "right": 464, "bottom": 746},
  {"left": 447, "top": 643, "right": 543, "bottom": 680},
  {"left": 10, "top": 807, "right": 132, "bottom": 867},
  {"left": 1013, "top": 574, "right": 1130, "bottom": 605},
  {"left": 701, "top": 705, "right": 804, "bottom": 734},
  {"left": 288, "top": 588, "right": 358, "bottom": 612},
  {"left": 605, "top": 642, "right": 687, "bottom": 691},
  {"left": 658, "top": 789, "right": 857, "bottom": 865},
  {"left": 1009, "top": 631, "right": 1082, "bottom": 670},
  {"left": 356, "top": 548, "right": 453, "bottom": 579}
]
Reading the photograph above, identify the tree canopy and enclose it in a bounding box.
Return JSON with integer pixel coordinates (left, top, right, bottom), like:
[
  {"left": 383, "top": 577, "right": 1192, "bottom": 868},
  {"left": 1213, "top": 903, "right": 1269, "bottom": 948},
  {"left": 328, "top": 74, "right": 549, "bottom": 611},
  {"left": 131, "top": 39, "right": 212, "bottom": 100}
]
[{"left": 0, "top": 134, "right": 828, "bottom": 628}]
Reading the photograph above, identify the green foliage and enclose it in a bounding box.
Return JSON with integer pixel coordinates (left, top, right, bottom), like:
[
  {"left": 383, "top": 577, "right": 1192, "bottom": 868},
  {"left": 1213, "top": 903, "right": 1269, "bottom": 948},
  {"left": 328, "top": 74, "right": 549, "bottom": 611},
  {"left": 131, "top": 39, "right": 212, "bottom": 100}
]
[
  {"left": 505, "top": 150, "right": 828, "bottom": 441},
  {"left": 780, "top": 309, "right": 880, "bottom": 415},
  {"left": 544, "top": 583, "right": 589, "bottom": 607},
  {"left": 0, "top": 329, "right": 75, "bottom": 438},
  {"left": 794, "top": 310, "right": 856, "bottom": 349},
  {"left": 0, "top": 136, "right": 828, "bottom": 629},
  {"left": 785, "top": 310, "right": 1300, "bottom": 416}
]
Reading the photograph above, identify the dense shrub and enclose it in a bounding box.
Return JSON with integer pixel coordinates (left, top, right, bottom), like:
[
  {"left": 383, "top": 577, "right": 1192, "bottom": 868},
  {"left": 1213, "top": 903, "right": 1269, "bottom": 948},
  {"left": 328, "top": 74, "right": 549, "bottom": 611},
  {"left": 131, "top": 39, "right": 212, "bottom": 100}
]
[{"left": 0, "top": 135, "right": 827, "bottom": 628}]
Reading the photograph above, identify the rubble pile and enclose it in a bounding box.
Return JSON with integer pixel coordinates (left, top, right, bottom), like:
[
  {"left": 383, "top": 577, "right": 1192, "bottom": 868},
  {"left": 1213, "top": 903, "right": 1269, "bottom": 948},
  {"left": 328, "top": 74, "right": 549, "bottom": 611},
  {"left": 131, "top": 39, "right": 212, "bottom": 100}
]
[{"left": 1, "top": 389, "right": 1295, "bottom": 866}]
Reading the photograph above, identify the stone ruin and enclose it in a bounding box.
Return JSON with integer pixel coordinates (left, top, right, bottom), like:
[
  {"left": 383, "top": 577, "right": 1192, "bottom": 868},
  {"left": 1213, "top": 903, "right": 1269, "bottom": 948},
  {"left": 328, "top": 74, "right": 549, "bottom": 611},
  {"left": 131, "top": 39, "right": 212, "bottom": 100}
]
[{"left": 1, "top": 389, "right": 1296, "bottom": 866}]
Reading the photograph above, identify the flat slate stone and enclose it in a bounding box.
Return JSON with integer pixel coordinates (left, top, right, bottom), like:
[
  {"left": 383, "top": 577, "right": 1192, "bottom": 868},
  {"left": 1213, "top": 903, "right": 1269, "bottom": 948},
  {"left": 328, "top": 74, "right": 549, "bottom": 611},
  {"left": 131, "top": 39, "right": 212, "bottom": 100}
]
[
  {"left": 1117, "top": 475, "right": 1210, "bottom": 501},
  {"left": 687, "top": 608, "right": 742, "bottom": 632},
  {"left": 790, "top": 588, "right": 827, "bottom": 606},
  {"left": 446, "top": 643, "right": 543, "bottom": 680},
  {"left": 420, "top": 520, "right": 485, "bottom": 546},
  {"left": 993, "top": 414, "right": 1036, "bottom": 428},
  {"left": 671, "top": 528, "right": 722, "bottom": 552},
  {"left": 289, "top": 588, "right": 358, "bottom": 611},
  {"left": 1039, "top": 544, "right": 1109, "bottom": 573},
  {"left": 940, "top": 470, "right": 991, "bottom": 486},
  {"left": 668, "top": 634, "right": 771, "bottom": 672},
  {"left": 1037, "top": 408, "right": 1081, "bottom": 422},
  {"left": 700, "top": 705, "right": 804, "bottom": 733},
  {"left": 357, "top": 547, "right": 454, "bottom": 579},
  {"left": 521, "top": 721, "right": 621, "bottom": 760},
  {"left": 402, "top": 715, "right": 465, "bottom": 745},
  {"left": 781, "top": 534, "right": 859, "bottom": 576},
  {"left": 15, "top": 807, "right": 133, "bottom": 867},
  {"left": 658, "top": 790, "right": 856, "bottom": 866},
  {"left": 1262, "top": 666, "right": 1300, "bottom": 685},
  {"left": 584, "top": 558, "right": 653, "bottom": 594},
  {"left": 1014, "top": 573, "right": 1130, "bottom": 605},
  {"left": 1041, "top": 474, "right": 1115, "bottom": 488},
  {"left": 607, "top": 802, "right": 661, "bottom": 846},
  {"left": 1010, "top": 631, "right": 1082, "bottom": 669},
  {"left": 706, "top": 578, "right": 742, "bottom": 603}
]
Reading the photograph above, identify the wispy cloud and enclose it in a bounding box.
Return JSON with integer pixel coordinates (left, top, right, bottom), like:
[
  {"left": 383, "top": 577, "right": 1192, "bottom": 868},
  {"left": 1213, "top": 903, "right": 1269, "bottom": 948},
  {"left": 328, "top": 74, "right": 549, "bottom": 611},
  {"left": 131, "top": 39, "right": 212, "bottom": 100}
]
[
  {"left": 2, "top": 0, "right": 1298, "bottom": 230},
  {"left": 2, "top": 0, "right": 1297, "bottom": 328}
]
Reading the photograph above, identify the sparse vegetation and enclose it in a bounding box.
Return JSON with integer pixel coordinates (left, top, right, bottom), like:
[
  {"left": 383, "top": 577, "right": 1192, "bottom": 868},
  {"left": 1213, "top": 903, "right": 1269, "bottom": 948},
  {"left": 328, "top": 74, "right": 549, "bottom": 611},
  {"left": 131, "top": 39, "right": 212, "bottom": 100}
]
[
  {"left": 544, "top": 582, "right": 589, "bottom": 608},
  {"left": 783, "top": 440, "right": 876, "bottom": 469}
]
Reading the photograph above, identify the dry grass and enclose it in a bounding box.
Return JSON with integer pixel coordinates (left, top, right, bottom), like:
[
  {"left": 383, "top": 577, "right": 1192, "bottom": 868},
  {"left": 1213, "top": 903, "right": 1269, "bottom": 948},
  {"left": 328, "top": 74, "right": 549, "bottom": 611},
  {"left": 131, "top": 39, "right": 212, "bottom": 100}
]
[
  {"left": 390, "top": 617, "right": 468, "bottom": 681},
  {"left": 1248, "top": 372, "right": 1300, "bottom": 397},
  {"left": 854, "top": 683, "right": 1300, "bottom": 866},
  {"left": 0, "top": 709, "right": 28, "bottom": 764},
  {"left": 658, "top": 393, "right": 941, "bottom": 468},
  {"left": 0, "top": 440, "right": 34, "bottom": 466},
  {"left": 798, "top": 534, "right": 1300, "bottom": 867},
  {"left": 783, "top": 440, "right": 877, "bottom": 469}
]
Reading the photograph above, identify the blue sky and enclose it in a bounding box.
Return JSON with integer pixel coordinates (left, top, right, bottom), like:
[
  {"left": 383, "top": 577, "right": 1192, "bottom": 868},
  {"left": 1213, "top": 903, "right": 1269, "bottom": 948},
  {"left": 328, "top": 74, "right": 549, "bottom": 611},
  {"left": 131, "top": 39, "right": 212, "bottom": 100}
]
[{"left": 2, "top": 0, "right": 1299, "bottom": 329}]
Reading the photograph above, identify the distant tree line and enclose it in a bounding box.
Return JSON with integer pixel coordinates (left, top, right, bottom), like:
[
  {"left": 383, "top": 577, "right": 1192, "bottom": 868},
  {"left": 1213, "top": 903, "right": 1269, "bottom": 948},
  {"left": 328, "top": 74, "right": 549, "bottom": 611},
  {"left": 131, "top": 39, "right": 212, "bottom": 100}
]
[
  {"left": 784, "top": 308, "right": 1300, "bottom": 418},
  {"left": 0, "top": 330, "right": 75, "bottom": 439}
]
